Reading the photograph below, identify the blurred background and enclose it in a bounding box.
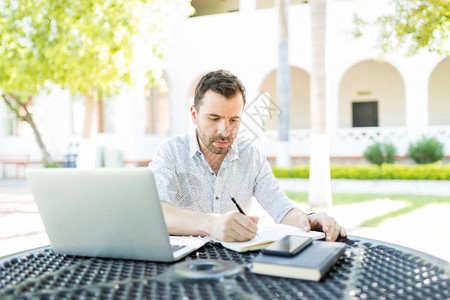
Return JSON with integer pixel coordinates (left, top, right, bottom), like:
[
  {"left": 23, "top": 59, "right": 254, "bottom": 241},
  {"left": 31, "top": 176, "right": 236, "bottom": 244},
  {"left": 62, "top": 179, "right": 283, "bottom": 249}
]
[
  {"left": 1, "top": 0, "right": 449, "bottom": 170},
  {"left": 1, "top": 0, "right": 449, "bottom": 261}
]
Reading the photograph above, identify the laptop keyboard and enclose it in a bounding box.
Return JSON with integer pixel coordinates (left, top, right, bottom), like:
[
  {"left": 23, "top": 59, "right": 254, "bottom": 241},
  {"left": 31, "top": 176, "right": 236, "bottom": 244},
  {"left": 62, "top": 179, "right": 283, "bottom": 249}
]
[{"left": 171, "top": 245, "right": 187, "bottom": 252}]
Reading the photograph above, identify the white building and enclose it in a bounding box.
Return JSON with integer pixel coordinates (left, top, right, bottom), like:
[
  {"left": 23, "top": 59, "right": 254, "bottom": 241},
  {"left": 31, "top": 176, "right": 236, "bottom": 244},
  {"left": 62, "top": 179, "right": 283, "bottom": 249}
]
[{"left": 1, "top": 0, "right": 449, "bottom": 177}]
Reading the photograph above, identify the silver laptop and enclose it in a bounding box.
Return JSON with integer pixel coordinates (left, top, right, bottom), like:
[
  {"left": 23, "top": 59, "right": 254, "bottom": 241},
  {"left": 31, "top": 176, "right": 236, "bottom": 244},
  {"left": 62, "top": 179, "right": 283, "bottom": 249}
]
[{"left": 26, "top": 168, "right": 207, "bottom": 262}]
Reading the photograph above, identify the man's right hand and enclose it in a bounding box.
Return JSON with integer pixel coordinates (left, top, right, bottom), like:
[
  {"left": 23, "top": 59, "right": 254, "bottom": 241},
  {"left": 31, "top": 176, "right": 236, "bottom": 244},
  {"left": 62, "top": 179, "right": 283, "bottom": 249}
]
[
  {"left": 208, "top": 211, "right": 259, "bottom": 242},
  {"left": 161, "top": 202, "right": 259, "bottom": 241}
]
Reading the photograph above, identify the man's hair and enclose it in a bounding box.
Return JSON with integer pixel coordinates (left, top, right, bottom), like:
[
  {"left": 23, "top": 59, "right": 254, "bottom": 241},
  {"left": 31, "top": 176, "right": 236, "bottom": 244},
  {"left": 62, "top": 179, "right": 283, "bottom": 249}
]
[{"left": 194, "top": 70, "right": 246, "bottom": 111}]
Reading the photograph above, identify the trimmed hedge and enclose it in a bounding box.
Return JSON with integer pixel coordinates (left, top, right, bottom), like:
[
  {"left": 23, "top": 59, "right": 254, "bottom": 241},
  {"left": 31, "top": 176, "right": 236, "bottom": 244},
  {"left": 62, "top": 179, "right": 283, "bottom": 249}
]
[{"left": 272, "top": 162, "right": 450, "bottom": 180}]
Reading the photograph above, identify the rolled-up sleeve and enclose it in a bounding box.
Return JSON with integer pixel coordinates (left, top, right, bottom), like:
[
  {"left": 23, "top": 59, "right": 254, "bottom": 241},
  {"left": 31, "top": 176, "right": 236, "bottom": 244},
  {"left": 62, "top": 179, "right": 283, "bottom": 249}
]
[{"left": 253, "top": 156, "right": 296, "bottom": 223}]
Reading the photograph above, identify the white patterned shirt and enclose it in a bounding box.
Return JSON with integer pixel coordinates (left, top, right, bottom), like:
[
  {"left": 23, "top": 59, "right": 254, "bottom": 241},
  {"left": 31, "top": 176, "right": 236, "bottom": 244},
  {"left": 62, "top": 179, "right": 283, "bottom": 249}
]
[{"left": 149, "top": 130, "right": 296, "bottom": 223}]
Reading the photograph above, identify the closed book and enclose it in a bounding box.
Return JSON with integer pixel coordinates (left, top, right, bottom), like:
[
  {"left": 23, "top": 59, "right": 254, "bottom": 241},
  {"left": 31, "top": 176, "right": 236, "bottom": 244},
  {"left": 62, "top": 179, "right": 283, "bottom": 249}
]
[{"left": 251, "top": 241, "right": 346, "bottom": 281}]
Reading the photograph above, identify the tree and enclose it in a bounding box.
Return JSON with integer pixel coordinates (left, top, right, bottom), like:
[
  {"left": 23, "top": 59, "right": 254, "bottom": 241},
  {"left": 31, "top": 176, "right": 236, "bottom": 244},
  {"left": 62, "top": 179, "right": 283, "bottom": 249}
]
[
  {"left": 308, "top": 0, "right": 332, "bottom": 208},
  {"left": 354, "top": 0, "right": 450, "bottom": 55},
  {"left": 48, "top": 0, "right": 190, "bottom": 139},
  {"left": 0, "top": 1, "right": 56, "bottom": 164},
  {"left": 47, "top": 0, "right": 138, "bottom": 139},
  {"left": 0, "top": 0, "right": 193, "bottom": 163},
  {"left": 276, "top": 0, "right": 291, "bottom": 168}
]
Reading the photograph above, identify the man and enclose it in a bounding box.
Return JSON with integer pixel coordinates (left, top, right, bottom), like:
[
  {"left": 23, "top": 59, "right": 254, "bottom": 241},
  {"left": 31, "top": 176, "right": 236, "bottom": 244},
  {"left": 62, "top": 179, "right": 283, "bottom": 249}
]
[{"left": 149, "top": 70, "right": 346, "bottom": 242}]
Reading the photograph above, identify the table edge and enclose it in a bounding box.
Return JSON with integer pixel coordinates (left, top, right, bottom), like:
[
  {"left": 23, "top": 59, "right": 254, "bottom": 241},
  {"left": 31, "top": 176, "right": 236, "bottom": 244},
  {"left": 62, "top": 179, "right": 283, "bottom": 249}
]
[{"left": 349, "top": 235, "right": 450, "bottom": 271}]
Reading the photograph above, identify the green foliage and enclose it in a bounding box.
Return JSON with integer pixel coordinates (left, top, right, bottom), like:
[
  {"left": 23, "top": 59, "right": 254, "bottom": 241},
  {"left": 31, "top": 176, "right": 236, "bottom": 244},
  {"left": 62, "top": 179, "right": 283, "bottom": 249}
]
[
  {"left": 364, "top": 142, "right": 383, "bottom": 165},
  {"left": 408, "top": 136, "right": 444, "bottom": 164},
  {"left": 354, "top": 0, "right": 450, "bottom": 55},
  {"left": 286, "top": 191, "right": 450, "bottom": 227},
  {"left": 330, "top": 165, "right": 382, "bottom": 179},
  {"left": 364, "top": 141, "right": 397, "bottom": 165},
  {"left": 0, "top": 0, "right": 194, "bottom": 97},
  {"left": 272, "top": 165, "right": 309, "bottom": 178},
  {"left": 285, "top": 191, "right": 308, "bottom": 203},
  {"left": 384, "top": 143, "right": 396, "bottom": 163},
  {"left": 44, "top": 162, "right": 61, "bottom": 168},
  {"left": 273, "top": 162, "right": 450, "bottom": 180},
  {"left": 0, "top": 0, "right": 193, "bottom": 161},
  {"left": 0, "top": 1, "right": 49, "bottom": 100},
  {"left": 47, "top": 0, "right": 137, "bottom": 95}
]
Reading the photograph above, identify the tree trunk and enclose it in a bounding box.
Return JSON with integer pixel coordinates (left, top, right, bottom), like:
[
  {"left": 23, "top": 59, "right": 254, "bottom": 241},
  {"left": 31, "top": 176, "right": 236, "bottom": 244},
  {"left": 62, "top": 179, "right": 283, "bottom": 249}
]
[
  {"left": 97, "top": 96, "right": 104, "bottom": 133},
  {"left": 276, "top": 0, "right": 291, "bottom": 168},
  {"left": 309, "top": 0, "right": 332, "bottom": 208},
  {"left": 2, "top": 94, "right": 53, "bottom": 165},
  {"left": 152, "top": 87, "right": 159, "bottom": 135},
  {"left": 83, "top": 91, "right": 96, "bottom": 139}
]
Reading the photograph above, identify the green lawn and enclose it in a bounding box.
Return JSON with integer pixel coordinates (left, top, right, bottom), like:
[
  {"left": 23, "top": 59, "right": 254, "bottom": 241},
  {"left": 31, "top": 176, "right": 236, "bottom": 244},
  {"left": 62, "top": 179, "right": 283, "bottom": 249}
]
[{"left": 285, "top": 191, "right": 450, "bottom": 227}]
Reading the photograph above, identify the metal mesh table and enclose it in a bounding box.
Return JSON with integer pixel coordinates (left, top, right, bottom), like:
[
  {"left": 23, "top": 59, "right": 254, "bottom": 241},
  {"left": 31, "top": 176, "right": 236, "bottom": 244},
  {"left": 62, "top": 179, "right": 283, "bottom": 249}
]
[{"left": 1, "top": 237, "right": 449, "bottom": 299}]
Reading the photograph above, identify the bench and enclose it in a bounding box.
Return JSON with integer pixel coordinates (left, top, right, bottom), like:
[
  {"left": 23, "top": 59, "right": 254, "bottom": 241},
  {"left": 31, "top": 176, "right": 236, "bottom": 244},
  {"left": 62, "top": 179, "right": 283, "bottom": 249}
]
[
  {"left": 0, "top": 154, "right": 30, "bottom": 178},
  {"left": 123, "top": 160, "right": 152, "bottom": 167}
]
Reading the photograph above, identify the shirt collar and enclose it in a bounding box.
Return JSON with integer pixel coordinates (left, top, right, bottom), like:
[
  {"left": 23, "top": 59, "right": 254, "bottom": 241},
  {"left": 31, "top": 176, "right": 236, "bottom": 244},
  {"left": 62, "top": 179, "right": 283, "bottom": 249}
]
[
  {"left": 189, "top": 129, "right": 240, "bottom": 161},
  {"left": 189, "top": 129, "right": 201, "bottom": 158},
  {"left": 226, "top": 138, "right": 239, "bottom": 162}
]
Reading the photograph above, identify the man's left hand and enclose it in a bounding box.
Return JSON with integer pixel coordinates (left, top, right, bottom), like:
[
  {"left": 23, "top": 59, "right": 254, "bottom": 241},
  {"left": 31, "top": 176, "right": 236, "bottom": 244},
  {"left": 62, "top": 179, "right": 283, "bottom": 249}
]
[{"left": 282, "top": 209, "right": 346, "bottom": 242}]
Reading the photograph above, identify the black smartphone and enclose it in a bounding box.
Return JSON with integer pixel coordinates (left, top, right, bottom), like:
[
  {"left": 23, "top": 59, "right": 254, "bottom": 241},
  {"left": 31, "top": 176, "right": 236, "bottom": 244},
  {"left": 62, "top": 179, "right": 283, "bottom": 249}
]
[{"left": 261, "top": 235, "right": 313, "bottom": 256}]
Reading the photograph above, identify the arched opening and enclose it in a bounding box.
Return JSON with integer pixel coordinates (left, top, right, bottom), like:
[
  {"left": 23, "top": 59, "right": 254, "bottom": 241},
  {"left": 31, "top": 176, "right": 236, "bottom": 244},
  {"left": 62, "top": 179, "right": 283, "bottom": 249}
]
[
  {"left": 145, "top": 74, "right": 170, "bottom": 136},
  {"left": 187, "top": 74, "right": 205, "bottom": 132},
  {"left": 189, "top": 75, "right": 203, "bottom": 107},
  {"left": 339, "top": 60, "right": 405, "bottom": 128},
  {"left": 191, "top": 0, "right": 239, "bottom": 17},
  {"left": 259, "top": 66, "right": 310, "bottom": 130},
  {"left": 429, "top": 57, "right": 450, "bottom": 125}
]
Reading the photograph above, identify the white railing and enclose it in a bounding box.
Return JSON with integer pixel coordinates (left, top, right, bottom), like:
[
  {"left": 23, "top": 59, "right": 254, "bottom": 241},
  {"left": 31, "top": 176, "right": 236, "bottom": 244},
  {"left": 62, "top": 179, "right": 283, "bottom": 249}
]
[
  {"left": 260, "top": 126, "right": 450, "bottom": 157},
  {"left": 426, "top": 126, "right": 450, "bottom": 144}
]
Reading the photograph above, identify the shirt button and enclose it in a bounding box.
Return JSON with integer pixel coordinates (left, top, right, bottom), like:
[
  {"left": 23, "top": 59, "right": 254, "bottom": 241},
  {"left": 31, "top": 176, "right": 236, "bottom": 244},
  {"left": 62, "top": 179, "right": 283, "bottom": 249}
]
[{"left": 215, "top": 196, "right": 219, "bottom": 200}]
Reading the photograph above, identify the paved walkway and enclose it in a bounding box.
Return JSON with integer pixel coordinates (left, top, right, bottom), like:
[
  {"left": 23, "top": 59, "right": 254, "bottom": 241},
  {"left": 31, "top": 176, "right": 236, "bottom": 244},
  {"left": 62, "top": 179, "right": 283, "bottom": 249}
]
[
  {"left": 1, "top": 178, "right": 449, "bottom": 262},
  {"left": 0, "top": 179, "right": 50, "bottom": 257},
  {"left": 278, "top": 178, "right": 450, "bottom": 196}
]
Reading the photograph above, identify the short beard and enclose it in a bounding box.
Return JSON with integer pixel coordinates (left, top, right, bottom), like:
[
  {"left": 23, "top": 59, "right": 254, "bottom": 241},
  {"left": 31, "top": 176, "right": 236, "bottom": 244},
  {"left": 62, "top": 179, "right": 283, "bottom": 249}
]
[{"left": 197, "top": 129, "right": 234, "bottom": 155}]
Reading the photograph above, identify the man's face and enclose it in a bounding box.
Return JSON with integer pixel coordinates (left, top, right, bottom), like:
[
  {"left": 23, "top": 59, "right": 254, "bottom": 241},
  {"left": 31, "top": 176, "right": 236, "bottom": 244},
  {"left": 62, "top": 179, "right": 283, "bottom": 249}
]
[{"left": 191, "top": 90, "right": 244, "bottom": 155}]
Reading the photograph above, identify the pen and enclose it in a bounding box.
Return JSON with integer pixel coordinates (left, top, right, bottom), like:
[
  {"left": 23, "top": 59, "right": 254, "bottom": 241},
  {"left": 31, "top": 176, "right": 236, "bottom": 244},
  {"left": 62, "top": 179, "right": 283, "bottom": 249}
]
[
  {"left": 230, "top": 194, "right": 246, "bottom": 215},
  {"left": 230, "top": 194, "right": 259, "bottom": 238}
]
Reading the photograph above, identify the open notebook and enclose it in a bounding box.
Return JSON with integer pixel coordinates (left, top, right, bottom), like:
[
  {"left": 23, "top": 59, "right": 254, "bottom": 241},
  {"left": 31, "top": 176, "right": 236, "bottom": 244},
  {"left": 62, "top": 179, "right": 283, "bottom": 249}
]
[{"left": 215, "top": 224, "right": 325, "bottom": 252}]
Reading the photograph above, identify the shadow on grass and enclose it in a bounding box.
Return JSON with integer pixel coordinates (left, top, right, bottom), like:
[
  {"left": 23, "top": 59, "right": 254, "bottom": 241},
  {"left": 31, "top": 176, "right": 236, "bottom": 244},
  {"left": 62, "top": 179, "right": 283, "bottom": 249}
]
[{"left": 285, "top": 191, "right": 450, "bottom": 227}]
